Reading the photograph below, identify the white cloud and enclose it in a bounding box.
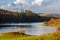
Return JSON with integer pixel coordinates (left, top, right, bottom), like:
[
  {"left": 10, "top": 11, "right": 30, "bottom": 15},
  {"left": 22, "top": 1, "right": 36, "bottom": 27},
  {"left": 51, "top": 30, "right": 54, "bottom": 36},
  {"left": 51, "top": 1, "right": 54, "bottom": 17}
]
[
  {"left": 8, "top": 4, "right": 11, "bottom": 7},
  {"left": 0, "top": 0, "right": 60, "bottom": 13},
  {"left": 14, "top": 0, "right": 29, "bottom": 5},
  {"left": 13, "top": 0, "right": 44, "bottom": 6},
  {"left": 32, "top": 0, "right": 43, "bottom": 6}
]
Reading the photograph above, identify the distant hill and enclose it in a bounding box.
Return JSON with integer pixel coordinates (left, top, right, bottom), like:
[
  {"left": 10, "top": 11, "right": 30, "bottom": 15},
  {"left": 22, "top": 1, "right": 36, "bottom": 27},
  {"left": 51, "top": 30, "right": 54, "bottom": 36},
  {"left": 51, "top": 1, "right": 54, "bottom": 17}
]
[
  {"left": 39, "top": 13, "right": 60, "bottom": 19},
  {"left": 0, "top": 9, "right": 51, "bottom": 23},
  {"left": 47, "top": 14, "right": 60, "bottom": 18}
]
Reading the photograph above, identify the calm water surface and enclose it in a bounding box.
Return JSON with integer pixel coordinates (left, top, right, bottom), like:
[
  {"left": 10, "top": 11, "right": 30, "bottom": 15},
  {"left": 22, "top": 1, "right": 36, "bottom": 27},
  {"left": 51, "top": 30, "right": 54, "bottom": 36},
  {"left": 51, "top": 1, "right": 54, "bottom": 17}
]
[{"left": 0, "top": 23, "right": 56, "bottom": 35}]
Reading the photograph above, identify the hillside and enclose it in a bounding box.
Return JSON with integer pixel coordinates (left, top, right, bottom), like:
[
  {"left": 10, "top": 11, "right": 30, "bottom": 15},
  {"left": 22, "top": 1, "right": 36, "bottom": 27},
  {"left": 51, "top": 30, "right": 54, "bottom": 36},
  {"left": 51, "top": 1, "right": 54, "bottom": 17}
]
[
  {"left": 0, "top": 9, "right": 51, "bottom": 23},
  {"left": 0, "top": 9, "right": 13, "bottom": 14}
]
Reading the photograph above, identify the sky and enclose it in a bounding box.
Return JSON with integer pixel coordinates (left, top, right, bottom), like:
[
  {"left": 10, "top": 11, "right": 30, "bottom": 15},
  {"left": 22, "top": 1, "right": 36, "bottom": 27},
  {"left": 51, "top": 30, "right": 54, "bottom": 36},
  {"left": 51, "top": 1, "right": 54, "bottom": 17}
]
[{"left": 0, "top": 0, "right": 60, "bottom": 13}]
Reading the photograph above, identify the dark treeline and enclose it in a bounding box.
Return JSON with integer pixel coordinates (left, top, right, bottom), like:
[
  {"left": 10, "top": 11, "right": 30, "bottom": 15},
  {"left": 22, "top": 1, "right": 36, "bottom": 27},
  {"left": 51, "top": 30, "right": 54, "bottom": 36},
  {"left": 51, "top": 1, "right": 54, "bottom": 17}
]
[{"left": 0, "top": 9, "right": 51, "bottom": 23}]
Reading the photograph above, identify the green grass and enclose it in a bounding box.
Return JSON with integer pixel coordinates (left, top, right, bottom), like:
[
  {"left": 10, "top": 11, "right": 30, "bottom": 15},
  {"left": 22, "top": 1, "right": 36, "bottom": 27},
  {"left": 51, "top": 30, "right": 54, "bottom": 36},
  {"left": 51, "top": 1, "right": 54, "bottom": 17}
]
[{"left": 0, "top": 32, "right": 60, "bottom": 40}]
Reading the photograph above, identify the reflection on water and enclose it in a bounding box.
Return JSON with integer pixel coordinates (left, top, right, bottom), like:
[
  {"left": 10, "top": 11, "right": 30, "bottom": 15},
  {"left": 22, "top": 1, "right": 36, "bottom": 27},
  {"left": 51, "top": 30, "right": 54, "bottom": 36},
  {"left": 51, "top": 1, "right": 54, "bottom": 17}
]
[{"left": 0, "top": 23, "right": 56, "bottom": 35}]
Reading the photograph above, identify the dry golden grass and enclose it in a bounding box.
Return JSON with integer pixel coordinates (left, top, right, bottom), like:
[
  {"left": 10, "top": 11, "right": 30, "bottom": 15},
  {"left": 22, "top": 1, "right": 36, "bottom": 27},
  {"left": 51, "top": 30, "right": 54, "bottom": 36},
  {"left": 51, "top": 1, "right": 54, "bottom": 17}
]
[
  {"left": 0, "top": 31, "right": 60, "bottom": 40},
  {"left": 44, "top": 18, "right": 60, "bottom": 27}
]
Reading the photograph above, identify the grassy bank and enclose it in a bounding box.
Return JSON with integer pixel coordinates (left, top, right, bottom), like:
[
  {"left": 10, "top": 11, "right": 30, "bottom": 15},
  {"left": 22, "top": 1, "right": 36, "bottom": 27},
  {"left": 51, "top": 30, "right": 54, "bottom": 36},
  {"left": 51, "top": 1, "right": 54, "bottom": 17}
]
[{"left": 0, "top": 32, "right": 60, "bottom": 40}]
